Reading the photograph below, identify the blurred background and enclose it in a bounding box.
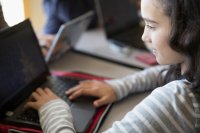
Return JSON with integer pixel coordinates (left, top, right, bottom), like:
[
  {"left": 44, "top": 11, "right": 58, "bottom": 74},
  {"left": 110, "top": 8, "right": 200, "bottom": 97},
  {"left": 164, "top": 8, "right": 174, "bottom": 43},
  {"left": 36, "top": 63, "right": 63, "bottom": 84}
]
[{"left": 1, "top": 0, "right": 45, "bottom": 33}]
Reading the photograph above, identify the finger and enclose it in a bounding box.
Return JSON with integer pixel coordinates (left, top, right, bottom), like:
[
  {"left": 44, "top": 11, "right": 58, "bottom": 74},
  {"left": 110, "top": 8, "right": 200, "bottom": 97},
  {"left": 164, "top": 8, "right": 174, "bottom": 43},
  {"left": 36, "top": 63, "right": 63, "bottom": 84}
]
[
  {"left": 79, "top": 80, "right": 95, "bottom": 86},
  {"left": 46, "top": 41, "right": 52, "bottom": 48},
  {"left": 36, "top": 88, "right": 46, "bottom": 96},
  {"left": 44, "top": 88, "right": 53, "bottom": 95},
  {"left": 32, "top": 92, "right": 41, "bottom": 100},
  {"left": 66, "top": 85, "right": 82, "bottom": 95},
  {"left": 41, "top": 48, "right": 48, "bottom": 57},
  {"left": 69, "top": 88, "right": 97, "bottom": 100},
  {"left": 93, "top": 97, "right": 108, "bottom": 107},
  {"left": 25, "top": 102, "right": 38, "bottom": 110},
  {"left": 44, "top": 88, "right": 59, "bottom": 98}
]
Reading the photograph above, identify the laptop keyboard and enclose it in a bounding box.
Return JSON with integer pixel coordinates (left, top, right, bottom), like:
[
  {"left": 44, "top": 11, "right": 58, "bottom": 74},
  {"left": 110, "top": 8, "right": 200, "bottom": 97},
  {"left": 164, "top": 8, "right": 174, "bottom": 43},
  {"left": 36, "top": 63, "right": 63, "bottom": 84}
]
[
  {"left": 17, "top": 76, "right": 81, "bottom": 124},
  {"left": 17, "top": 108, "right": 40, "bottom": 123},
  {"left": 45, "top": 76, "right": 80, "bottom": 105}
]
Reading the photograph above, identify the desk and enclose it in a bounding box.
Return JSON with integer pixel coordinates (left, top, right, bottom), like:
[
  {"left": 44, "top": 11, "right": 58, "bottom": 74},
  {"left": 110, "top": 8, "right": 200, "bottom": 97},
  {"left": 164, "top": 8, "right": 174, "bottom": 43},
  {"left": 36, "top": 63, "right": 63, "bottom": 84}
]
[
  {"left": 50, "top": 51, "right": 150, "bottom": 132},
  {"left": 74, "top": 28, "right": 154, "bottom": 69}
]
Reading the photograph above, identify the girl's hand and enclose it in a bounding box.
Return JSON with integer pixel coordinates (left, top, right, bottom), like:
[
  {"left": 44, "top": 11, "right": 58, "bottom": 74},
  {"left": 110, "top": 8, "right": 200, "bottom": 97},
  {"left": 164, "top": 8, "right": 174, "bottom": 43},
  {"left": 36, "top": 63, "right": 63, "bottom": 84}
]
[
  {"left": 66, "top": 80, "right": 117, "bottom": 107},
  {"left": 26, "top": 88, "right": 59, "bottom": 110}
]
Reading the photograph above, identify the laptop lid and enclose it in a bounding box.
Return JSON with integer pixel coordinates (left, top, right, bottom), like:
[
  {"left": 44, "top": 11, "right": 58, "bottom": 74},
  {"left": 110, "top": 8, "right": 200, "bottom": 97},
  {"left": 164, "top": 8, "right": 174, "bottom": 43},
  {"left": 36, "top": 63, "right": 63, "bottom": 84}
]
[
  {"left": 0, "top": 19, "right": 50, "bottom": 117},
  {"left": 45, "top": 11, "right": 94, "bottom": 63},
  {"left": 95, "top": 0, "right": 140, "bottom": 36}
]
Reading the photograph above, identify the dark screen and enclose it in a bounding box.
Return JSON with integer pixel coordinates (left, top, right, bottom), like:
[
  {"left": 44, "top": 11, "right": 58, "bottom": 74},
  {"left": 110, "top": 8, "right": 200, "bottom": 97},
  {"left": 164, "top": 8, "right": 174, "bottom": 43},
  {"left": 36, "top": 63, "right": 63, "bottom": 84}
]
[
  {"left": 97, "top": 0, "right": 140, "bottom": 34},
  {"left": 0, "top": 20, "right": 48, "bottom": 109}
]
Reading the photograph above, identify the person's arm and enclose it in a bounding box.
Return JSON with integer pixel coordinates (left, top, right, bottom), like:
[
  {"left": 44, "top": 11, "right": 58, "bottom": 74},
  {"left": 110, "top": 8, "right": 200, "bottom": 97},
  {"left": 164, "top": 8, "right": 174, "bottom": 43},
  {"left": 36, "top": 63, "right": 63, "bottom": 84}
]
[
  {"left": 106, "top": 65, "right": 168, "bottom": 100},
  {"left": 39, "top": 99, "right": 75, "bottom": 133},
  {"left": 26, "top": 88, "right": 76, "bottom": 133},
  {"left": 66, "top": 65, "right": 168, "bottom": 107},
  {"left": 33, "top": 79, "right": 194, "bottom": 133},
  {"left": 42, "top": 0, "right": 63, "bottom": 34},
  {"left": 104, "top": 80, "right": 194, "bottom": 132}
]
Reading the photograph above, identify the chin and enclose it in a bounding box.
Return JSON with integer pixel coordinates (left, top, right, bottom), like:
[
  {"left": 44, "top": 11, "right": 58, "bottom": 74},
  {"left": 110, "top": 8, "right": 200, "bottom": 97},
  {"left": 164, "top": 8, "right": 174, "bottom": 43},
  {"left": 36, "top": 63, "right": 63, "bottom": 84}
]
[{"left": 156, "top": 58, "right": 168, "bottom": 65}]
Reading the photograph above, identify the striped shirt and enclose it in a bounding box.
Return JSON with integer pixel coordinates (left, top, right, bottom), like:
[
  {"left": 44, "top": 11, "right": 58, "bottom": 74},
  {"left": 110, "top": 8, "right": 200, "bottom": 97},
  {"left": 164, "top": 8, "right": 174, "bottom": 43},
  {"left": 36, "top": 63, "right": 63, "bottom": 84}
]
[{"left": 39, "top": 65, "right": 200, "bottom": 133}]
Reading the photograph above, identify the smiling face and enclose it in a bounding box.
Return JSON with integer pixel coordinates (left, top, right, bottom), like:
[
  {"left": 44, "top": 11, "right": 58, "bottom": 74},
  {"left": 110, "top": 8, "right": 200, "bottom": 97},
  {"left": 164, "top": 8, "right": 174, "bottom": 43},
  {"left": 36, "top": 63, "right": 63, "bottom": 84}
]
[{"left": 141, "top": 0, "right": 186, "bottom": 66}]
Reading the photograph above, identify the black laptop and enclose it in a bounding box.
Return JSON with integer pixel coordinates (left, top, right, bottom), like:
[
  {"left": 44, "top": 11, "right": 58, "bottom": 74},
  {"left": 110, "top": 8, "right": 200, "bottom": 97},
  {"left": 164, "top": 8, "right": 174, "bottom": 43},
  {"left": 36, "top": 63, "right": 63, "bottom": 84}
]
[
  {"left": 0, "top": 19, "right": 99, "bottom": 133},
  {"left": 95, "top": 0, "right": 147, "bottom": 50}
]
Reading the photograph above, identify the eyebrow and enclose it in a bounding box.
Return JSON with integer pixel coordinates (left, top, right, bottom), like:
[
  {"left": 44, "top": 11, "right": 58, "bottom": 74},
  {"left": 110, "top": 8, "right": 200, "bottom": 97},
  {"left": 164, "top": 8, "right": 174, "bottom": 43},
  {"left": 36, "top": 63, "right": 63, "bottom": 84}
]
[{"left": 142, "top": 17, "right": 158, "bottom": 24}]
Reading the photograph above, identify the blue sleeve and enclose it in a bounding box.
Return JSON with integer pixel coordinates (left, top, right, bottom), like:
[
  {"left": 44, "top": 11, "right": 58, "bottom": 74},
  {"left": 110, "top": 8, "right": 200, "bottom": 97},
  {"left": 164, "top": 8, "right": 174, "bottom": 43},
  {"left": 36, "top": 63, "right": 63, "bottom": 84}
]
[
  {"left": 43, "top": 0, "right": 66, "bottom": 34},
  {"left": 42, "top": 0, "right": 95, "bottom": 34},
  {"left": 43, "top": 14, "right": 62, "bottom": 34}
]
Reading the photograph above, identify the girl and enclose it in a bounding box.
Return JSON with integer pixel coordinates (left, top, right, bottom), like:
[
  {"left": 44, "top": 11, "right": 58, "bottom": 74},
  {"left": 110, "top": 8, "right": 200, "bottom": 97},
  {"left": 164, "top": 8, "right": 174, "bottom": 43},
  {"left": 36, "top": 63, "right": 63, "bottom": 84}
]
[{"left": 27, "top": 0, "right": 200, "bottom": 132}]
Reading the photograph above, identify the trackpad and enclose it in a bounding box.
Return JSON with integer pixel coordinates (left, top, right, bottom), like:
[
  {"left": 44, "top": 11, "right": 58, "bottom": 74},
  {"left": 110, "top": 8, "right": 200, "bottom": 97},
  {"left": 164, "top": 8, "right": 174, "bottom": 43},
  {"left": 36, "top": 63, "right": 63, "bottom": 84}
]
[{"left": 71, "top": 97, "right": 96, "bottom": 133}]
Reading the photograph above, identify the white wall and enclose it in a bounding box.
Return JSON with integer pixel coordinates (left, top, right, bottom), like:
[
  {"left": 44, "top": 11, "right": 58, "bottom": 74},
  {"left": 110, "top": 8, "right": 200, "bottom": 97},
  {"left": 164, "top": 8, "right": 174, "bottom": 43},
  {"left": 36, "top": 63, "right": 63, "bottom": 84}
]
[
  {"left": 1, "top": 0, "right": 45, "bottom": 33},
  {"left": 1, "top": 0, "right": 25, "bottom": 26},
  {"left": 25, "top": 0, "right": 46, "bottom": 33}
]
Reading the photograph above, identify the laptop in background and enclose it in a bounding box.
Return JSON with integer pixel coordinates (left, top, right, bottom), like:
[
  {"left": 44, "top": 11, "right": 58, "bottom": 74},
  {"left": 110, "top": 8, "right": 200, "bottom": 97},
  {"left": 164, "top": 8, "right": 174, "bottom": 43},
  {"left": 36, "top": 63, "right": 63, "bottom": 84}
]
[
  {"left": 67, "top": 0, "right": 154, "bottom": 69},
  {"left": 95, "top": 0, "right": 146, "bottom": 51},
  {"left": 0, "top": 19, "right": 106, "bottom": 133},
  {"left": 45, "top": 11, "right": 94, "bottom": 63}
]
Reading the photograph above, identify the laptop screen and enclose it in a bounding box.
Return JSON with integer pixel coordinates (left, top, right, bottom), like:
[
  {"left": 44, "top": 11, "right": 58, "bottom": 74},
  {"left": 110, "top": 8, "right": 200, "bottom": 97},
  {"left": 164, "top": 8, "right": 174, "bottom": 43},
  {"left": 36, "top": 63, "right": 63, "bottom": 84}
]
[
  {"left": 96, "top": 0, "right": 140, "bottom": 35},
  {"left": 0, "top": 20, "right": 49, "bottom": 112},
  {"left": 45, "top": 11, "right": 94, "bottom": 63}
]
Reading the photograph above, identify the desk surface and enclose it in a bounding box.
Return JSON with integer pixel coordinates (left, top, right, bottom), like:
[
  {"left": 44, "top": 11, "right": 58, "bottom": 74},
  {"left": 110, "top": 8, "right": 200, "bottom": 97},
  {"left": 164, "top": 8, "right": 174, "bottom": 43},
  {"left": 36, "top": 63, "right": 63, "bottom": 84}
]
[
  {"left": 50, "top": 51, "right": 149, "bottom": 132},
  {"left": 74, "top": 28, "right": 154, "bottom": 69},
  {"left": 50, "top": 51, "right": 140, "bottom": 78}
]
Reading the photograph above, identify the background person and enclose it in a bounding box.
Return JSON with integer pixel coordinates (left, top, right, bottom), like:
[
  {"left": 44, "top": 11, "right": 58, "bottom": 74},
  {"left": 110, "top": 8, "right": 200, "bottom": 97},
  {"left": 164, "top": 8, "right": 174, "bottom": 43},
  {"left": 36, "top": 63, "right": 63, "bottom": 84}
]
[{"left": 38, "top": 0, "right": 97, "bottom": 48}]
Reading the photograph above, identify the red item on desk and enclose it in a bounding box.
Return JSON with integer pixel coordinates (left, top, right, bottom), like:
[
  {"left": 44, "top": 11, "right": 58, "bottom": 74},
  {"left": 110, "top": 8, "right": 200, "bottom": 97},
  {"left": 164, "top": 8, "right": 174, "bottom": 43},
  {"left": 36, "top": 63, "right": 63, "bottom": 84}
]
[
  {"left": 0, "top": 71, "right": 111, "bottom": 133},
  {"left": 135, "top": 53, "right": 157, "bottom": 65},
  {"left": 0, "top": 124, "right": 42, "bottom": 133}
]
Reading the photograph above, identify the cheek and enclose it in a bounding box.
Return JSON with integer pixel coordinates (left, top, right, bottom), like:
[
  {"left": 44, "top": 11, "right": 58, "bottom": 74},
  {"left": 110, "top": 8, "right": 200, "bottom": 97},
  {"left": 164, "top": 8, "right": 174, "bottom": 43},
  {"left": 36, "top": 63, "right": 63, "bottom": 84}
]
[
  {"left": 152, "top": 33, "right": 169, "bottom": 50},
  {"left": 154, "top": 39, "right": 184, "bottom": 65},
  {"left": 152, "top": 26, "right": 171, "bottom": 48},
  {"left": 151, "top": 33, "right": 172, "bottom": 64}
]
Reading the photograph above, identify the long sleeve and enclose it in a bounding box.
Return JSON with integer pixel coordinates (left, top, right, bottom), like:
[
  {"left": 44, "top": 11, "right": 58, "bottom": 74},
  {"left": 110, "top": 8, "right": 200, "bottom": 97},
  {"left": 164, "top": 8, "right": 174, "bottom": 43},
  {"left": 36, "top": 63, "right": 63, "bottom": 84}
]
[
  {"left": 39, "top": 80, "right": 196, "bottom": 133},
  {"left": 106, "top": 65, "right": 168, "bottom": 100},
  {"left": 104, "top": 80, "right": 195, "bottom": 133},
  {"left": 38, "top": 99, "right": 75, "bottom": 133}
]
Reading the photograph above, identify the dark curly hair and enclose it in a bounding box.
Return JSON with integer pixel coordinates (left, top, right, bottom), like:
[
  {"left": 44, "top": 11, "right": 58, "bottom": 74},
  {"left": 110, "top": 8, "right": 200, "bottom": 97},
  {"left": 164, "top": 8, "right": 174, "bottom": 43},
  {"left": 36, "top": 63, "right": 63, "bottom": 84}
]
[{"left": 159, "top": 0, "right": 200, "bottom": 92}]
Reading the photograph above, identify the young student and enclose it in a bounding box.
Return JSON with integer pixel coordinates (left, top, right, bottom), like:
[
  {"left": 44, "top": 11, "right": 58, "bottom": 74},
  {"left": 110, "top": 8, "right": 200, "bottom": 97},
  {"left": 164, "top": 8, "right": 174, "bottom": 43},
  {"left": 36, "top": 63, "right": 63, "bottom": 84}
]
[{"left": 26, "top": 0, "right": 200, "bottom": 132}]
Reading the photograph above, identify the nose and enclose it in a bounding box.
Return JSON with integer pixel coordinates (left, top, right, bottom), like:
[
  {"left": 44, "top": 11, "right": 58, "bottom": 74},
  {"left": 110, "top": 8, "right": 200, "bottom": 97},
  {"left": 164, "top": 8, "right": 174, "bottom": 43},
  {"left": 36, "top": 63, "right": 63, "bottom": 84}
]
[{"left": 141, "top": 28, "right": 151, "bottom": 44}]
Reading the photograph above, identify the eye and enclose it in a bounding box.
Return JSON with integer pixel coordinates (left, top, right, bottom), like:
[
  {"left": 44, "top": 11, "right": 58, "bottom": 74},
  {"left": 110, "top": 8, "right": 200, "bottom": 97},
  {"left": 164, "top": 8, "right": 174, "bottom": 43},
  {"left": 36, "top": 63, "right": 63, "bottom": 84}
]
[{"left": 146, "top": 24, "right": 155, "bottom": 30}]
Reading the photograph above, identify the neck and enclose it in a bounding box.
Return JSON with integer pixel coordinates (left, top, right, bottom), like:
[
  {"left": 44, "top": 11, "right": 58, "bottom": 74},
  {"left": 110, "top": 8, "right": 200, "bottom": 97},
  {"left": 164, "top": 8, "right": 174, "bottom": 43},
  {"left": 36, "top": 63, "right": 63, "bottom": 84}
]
[{"left": 181, "top": 61, "right": 188, "bottom": 75}]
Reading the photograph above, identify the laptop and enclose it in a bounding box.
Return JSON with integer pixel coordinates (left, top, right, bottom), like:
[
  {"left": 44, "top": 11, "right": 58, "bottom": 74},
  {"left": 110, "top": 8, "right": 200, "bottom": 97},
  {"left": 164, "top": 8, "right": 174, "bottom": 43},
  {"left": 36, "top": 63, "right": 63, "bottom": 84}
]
[
  {"left": 45, "top": 11, "right": 94, "bottom": 63},
  {"left": 68, "top": 0, "right": 152, "bottom": 69},
  {"left": 0, "top": 19, "right": 103, "bottom": 133},
  {"left": 95, "top": 0, "right": 146, "bottom": 50}
]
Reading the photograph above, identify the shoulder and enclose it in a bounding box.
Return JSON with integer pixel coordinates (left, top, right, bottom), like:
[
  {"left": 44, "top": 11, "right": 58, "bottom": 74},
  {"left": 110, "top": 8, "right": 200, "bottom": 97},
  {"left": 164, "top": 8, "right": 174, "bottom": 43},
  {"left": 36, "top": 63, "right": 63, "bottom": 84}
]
[
  {"left": 130, "top": 79, "right": 195, "bottom": 132},
  {"left": 153, "top": 79, "right": 191, "bottom": 96},
  {"left": 149, "top": 79, "right": 193, "bottom": 115}
]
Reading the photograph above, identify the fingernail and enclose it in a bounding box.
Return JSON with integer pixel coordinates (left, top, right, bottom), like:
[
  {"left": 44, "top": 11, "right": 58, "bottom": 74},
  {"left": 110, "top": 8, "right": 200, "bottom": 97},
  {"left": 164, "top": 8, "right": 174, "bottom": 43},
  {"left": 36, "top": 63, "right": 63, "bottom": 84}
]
[{"left": 94, "top": 102, "right": 98, "bottom": 107}]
